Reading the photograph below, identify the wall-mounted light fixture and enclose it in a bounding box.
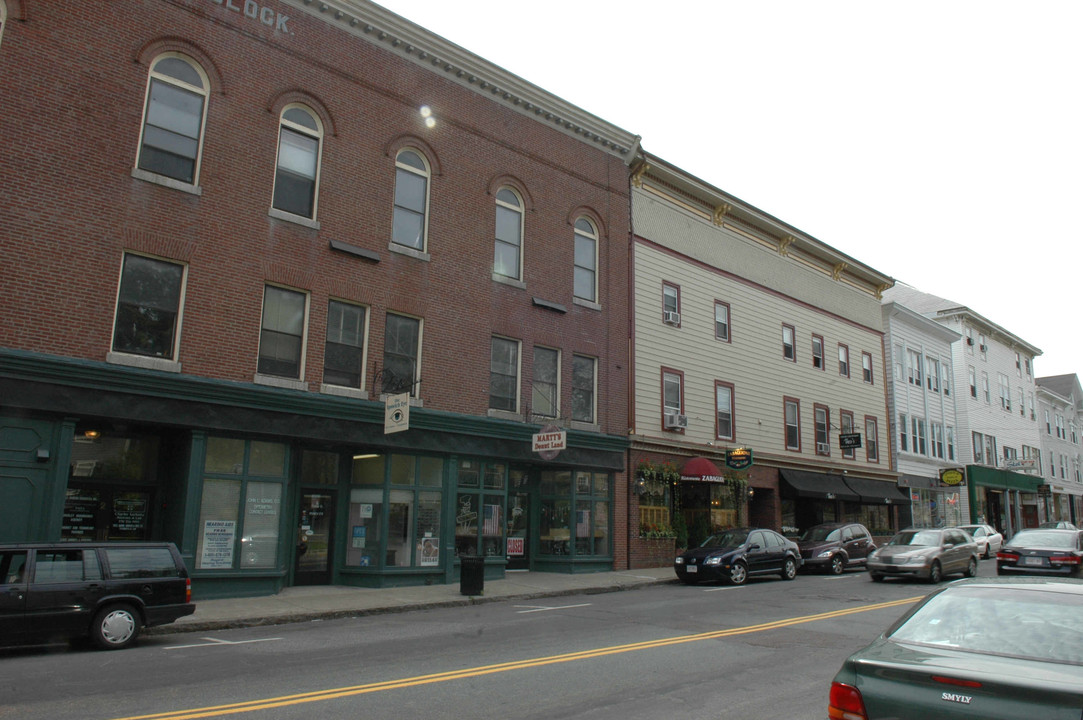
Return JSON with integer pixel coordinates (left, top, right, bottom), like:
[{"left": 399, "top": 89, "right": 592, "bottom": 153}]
[
  {"left": 83, "top": 430, "right": 101, "bottom": 440},
  {"left": 419, "top": 105, "right": 435, "bottom": 128},
  {"left": 353, "top": 453, "right": 380, "bottom": 460}
]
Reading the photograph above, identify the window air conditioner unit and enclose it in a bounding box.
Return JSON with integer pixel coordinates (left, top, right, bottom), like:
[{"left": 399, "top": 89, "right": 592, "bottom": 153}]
[
  {"left": 980, "top": 344, "right": 987, "bottom": 352},
  {"left": 663, "top": 311, "right": 681, "bottom": 325},
  {"left": 816, "top": 442, "right": 830, "bottom": 454},
  {"left": 966, "top": 337, "right": 973, "bottom": 346},
  {"left": 664, "top": 412, "right": 688, "bottom": 429}
]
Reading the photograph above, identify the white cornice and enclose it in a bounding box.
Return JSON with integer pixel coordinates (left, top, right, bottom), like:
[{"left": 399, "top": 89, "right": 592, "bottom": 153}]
[{"left": 286, "top": 0, "right": 641, "bottom": 163}]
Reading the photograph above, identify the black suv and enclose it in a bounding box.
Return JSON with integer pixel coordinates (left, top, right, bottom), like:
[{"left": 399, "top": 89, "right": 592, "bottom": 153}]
[
  {"left": 797, "top": 522, "right": 876, "bottom": 574},
  {"left": 0, "top": 542, "right": 195, "bottom": 650}
]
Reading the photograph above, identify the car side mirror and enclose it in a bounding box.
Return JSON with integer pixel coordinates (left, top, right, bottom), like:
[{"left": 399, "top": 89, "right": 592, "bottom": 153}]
[{"left": 749, "top": 543, "right": 761, "bottom": 550}]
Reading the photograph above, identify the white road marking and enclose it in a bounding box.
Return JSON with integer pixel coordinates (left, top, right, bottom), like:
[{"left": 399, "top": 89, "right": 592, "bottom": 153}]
[
  {"left": 514, "top": 603, "right": 593, "bottom": 614},
  {"left": 164, "top": 636, "right": 283, "bottom": 650}
]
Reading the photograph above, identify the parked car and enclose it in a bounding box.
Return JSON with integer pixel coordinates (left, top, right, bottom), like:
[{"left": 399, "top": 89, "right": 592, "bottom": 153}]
[
  {"left": 797, "top": 522, "right": 876, "bottom": 574},
  {"left": 1039, "top": 520, "right": 1078, "bottom": 530},
  {"left": 0, "top": 542, "right": 195, "bottom": 650},
  {"left": 957, "top": 523, "right": 1004, "bottom": 558},
  {"left": 866, "top": 527, "right": 979, "bottom": 583},
  {"left": 674, "top": 528, "right": 801, "bottom": 586},
  {"left": 996, "top": 529, "right": 1083, "bottom": 579},
  {"left": 829, "top": 577, "right": 1083, "bottom": 720}
]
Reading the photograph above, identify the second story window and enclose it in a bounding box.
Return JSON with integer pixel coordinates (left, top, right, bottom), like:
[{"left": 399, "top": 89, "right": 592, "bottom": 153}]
[
  {"left": 662, "top": 284, "right": 680, "bottom": 326},
  {"left": 811, "top": 335, "right": 824, "bottom": 369},
  {"left": 714, "top": 302, "right": 731, "bottom": 342},
  {"left": 865, "top": 417, "right": 879, "bottom": 462},
  {"left": 784, "top": 398, "right": 800, "bottom": 450},
  {"left": 840, "top": 411, "right": 855, "bottom": 459},
  {"left": 782, "top": 325, "right": 795, "bottom": 362},
  {"left": 392, "top": 150, "right": 430, "bottom": 251},
  {"left": 383, "top": 313, "right": 421, "bottom": 396},
  {"left": 907, "top": 349, "right": 923, "bottom": 386},
  {"left": 838, "top": 344, "right": 849, "bottom": 377},
  {"left": 531, "top": 347, "right": 559, "bottom": 418},
  {"left": 716, "top": 382, "right": 734, "bottom": 440},
  {"left": 663, "top": 369, "right": 683, "bottom": 429},
  {"left": 272, "top": 105, "right": 322, "bottom": 219},
  {"left": 926, "top": 357, "right": 940, "bottom": 392},
  {"left": 574, "top": 218, "right": 598, "bottom": 303},
  {"left": 324, "top": 300, "right": 366, "bottom": 388},
  {"left": 489, "top": 336, "right": 520, "bottom": 412},
  {"left": 493, "top": 188, "right": 523, "bottom": 280},
  {"left": 814, "top": 405, "right": 830, "bottom": 455},
  {"left": 136, "top": 54, "right": 209, "bottom": 186},
  {"left": 258, "top": 285, "right": 308, "bottom": 379},
  {"left": 862, "top": 352, "right": 873, "bottom": 384},
  {"left": 571, "top": 355, "right": 596, "bottom": 424},
  {"left": 112, "top": 253, "right": 185, "bottom": 360}
]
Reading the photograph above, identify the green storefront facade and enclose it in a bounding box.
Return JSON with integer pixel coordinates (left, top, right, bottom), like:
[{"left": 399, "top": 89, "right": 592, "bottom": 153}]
[
  {"left": 965, "top": 465, "right": 1042, "bottom": 537},
  {"left": 0, "top": 349, "right": 627, "bottom": 599}
]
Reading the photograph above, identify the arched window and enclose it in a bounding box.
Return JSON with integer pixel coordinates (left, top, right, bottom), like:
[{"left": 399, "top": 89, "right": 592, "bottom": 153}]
[
  {"left": 493, "top": 188, "right": 523, "bottom": 279},
  {"left": 573, "top": 217, "right": 598, "bottom": 303},
  {"left": 272, "top": 104, "right": 322, "bottom": 219},
  {"left": 391, "top": 149, "right": 430, "bottom": 251},
  {"left": 136, "top": 54, "right": 209, "bottom": 185}
]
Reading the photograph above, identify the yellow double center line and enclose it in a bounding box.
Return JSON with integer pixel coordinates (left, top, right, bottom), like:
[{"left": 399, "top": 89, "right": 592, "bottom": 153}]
[{"left": 113, "top": 596, "right": 921, "bottom": 720}]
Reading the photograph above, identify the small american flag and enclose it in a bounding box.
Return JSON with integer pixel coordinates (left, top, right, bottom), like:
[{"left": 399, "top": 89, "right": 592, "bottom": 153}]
[{"left": 483, "top": 504, "right": 501, "bottom": 536}]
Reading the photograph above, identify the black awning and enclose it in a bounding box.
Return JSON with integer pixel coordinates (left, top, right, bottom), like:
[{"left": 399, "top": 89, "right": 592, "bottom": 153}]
[
  {"left": 779, "top": 469, "right": 860, "bottom": 502},
  {"left": 843, "top": 476, "right": 907, "bottom": 505}
]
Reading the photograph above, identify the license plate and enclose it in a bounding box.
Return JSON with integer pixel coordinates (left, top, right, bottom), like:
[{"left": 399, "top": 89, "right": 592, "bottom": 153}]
[
  {"left": 1025, "top": 556, "right": 1044, "bottom": 566},
  {"left": 687, "top": 565, "right": 698, "bottom": 573}
]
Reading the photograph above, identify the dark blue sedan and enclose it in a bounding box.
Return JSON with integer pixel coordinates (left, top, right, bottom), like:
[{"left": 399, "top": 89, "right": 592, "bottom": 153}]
[{"left": 674, "top": 528, "right": 801, "bottom": 585}]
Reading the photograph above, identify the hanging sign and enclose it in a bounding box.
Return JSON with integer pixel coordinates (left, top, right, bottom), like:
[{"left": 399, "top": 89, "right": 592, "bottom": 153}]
[
  {"left": 532, "top": 424, "right": 566, "bottom": 460},
  {"left": 839, "top": 433, "right": 862, "bottom": 449},
  {"left": 384, "top": 393, "right": 410, "bottom": 434},
  {"left": 939, "top": 468, "right": 966, "bottom": 487},
  {"left": 725, "top": 447, "right": 753, "bottom": 470}
]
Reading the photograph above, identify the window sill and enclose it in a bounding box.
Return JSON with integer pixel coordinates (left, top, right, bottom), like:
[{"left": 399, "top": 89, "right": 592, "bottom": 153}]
[
  {"left": 106, "top": 351, "right": 182, "bottom": 374},
  {"left": 253, "top": 374, "right": 308, "bottom": 391},
  {"left": 320, "top": 384, "right": 369, "bottom": 401},
  {"left": 570, "top": 420, "right": 599, "bottom": 433},
  {"left": 492, "top": 273, "right": 526, "bottom": 289},
  {"left": 268, "top": 207, "right": 320, "bottom": 230},
  {"left": 131, "top": 168, "right": 202, "bottom": 196},
  {"left": 378, "top": 393, "right": 423, "bottom": 407},
  {"left": 573, "top": 297, "right": 601, "bottom": 311},
  {"left": 487, "top": 408, "right": 523, "bottom": 422},
  {"left": 388, "top": 243, "right": 430, "bottom": 262}
]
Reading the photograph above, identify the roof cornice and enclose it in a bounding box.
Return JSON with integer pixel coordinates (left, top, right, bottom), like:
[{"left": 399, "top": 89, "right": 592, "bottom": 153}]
[
  {"left": 882, "top": 302, "right": 961, "bottom": 344},
  {"left": 634, "top": 152, "right": 894, "bottom": 294},
  {"left": 930, "top": 306, "right": 1042, "bottom": 356},
  {"left": 287, "top": 0, "right": 641, "bottom": 163}
]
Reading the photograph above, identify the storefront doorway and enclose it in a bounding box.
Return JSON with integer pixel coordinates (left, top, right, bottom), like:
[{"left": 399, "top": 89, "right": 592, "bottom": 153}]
[{"left": 295, "top": 490, "right": 335, "bottom": 585}]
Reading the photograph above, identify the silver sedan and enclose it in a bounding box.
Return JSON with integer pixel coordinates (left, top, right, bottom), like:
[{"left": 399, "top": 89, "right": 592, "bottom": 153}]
[{"left": 957, "top": 523, "right": 1003, "bottom": 558}]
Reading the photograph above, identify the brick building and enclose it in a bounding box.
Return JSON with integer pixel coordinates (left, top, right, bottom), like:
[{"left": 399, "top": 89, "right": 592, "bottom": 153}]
[{"left": 0, "top": 0, "right": 639, "bottom": 597}]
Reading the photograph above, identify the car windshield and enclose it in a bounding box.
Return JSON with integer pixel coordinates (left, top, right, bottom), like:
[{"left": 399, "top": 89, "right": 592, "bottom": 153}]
[
  {"left": 700, "top": 530, "right": 749, "bottom": 549},
  {"left": 887, "top": 530, "right": 941, "bottom": 547},
  {"left": 800, "top": 526, "right": 840, "bottom": 542},
  {"left": 1010, "top": 531, "right": 1078, "bottom": 550},
  {"left": 889, "top": 585, "right": 1083, "bottom": 665},
  {"left": 959, "top": 526, "right": 983, "bottom": 537}
]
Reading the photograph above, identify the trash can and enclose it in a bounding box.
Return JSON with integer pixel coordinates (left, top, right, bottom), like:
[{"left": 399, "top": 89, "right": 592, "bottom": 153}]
[{"left": 460, "top": 555, "right": 484, "bottom": 596}]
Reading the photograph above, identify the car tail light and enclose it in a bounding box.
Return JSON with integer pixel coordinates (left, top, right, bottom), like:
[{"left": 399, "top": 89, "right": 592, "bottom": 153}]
[
  {"left": 829, "top": 682, "right": 867, "bottom": 720},
  {"left": 996, "top": 551, "right": 1019, "bottom": 562},
  {"left": 1049, "top": 554, "right": 1082, "bottom": 566},
  {"left": 185, "top": 577, "right": 192, "bottom": 603}
]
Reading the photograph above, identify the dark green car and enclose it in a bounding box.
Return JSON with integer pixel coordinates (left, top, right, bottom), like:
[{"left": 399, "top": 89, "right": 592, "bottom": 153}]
[{"left": 829, "top": 578, "right": 1083, "bottom": 719}]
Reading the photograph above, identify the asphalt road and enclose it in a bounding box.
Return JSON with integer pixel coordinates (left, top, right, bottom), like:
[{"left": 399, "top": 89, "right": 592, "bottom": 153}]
[{"left": 0, "top": 560, "right": 1000, "bottom": 720}]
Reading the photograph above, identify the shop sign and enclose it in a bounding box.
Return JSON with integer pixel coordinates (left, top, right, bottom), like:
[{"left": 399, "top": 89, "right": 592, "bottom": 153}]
[
  {"left": 532, "top": 425, "right": 566, "bottom": 460},
  {"left": 384, "top": 392, "right": 410, "bottom": 434},
  {"left": 839, "top": 433, "right": 862, "bottom": 449},
  {"left": 207, "top": 0, "right": 292, "bottom": 34},
  {"left": 507, "top": 537, "right": 525, "bottom": 556},
  {"left": 200, "top": 519, "right": 236, "bottom": 569},
  {"left": 939, "top": 468, "right": 966, "bottom": 487},
  {"left": 725, "top": 447, "right": 753, "bottom": 470}
]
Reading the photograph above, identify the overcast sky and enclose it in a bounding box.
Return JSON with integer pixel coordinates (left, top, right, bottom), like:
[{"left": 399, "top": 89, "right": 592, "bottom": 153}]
[{"left": 377, "top": 0, "right": 1082, "bottom": 378}]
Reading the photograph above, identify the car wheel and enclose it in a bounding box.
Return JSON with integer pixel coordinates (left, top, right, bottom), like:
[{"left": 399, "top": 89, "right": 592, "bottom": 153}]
[
  {"left": 964, "top": 557, "right": 978, "bottom": 578},
  {"left": 727, "top": 561, "right": 748, "bottom": 586},
  {"left": 869, "top": 572, "right": 884, "bottom": 583},
  {"left": 781, "top": 557, "right": 798, "bottom": 581},
  {"left": 829, "top": 555, "right": 845, "bottom": 575},
  {"left": 927, "top": 560, "right": 942, "bottom": 584},
  {"left": 90, "top": 604, "right": 140, "bottom": 651}
]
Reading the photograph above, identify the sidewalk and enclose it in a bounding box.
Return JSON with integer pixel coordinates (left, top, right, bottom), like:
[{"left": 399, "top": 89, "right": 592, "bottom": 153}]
[{"left": 150, "top": 566, "right": 678, "bottom": 635}]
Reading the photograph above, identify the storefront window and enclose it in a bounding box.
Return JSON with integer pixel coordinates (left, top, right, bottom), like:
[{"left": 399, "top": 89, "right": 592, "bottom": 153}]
[
  {"left": 195, "top": 438, "right": 287, "bottom": 571},
  {"left": 541, "top": 470, "right": 610, "bottom": 557},
  {"left": 455, "top": 460, "right": 506, "bottom": 557},
  {"left": 347, "top": 487, "right": 382, "bottom": 568},
  {"left": 843, "top": 502, "right": 891, "bottom": 535}
]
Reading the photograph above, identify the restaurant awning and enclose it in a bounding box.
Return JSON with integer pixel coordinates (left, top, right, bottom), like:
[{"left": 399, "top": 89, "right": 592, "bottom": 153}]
[
  {"left": 779, "top": 469, "right": 859, "bottom": 501},
  {"left": 842, "top": 476, "right": 908, "bottom": 505},
  {"left": 680, "top": 457, "right": 725, "bottom": 482}
]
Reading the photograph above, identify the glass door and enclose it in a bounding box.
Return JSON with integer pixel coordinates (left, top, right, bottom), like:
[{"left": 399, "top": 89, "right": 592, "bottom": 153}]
[
  {"left": 506, "top": 468, "right": 530, "bottom": 570},
  {"left": 295, "top": 490, "right": 335, "bottom": 585}
]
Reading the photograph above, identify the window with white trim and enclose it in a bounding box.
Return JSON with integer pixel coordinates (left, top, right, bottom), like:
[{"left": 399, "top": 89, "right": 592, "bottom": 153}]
[
  {"left": 782, "top": 325, "right": 795, "bottom": 361},
  {"left": 814, "top": 405, "right": 830, "bottom": 455},
  {"left": 573, "top": 218, "right": 598, "bottom": 303},
  {"left": 571, "top": 354, "right": 596, "bottom": 424},
  {"left": 494, "top": 188, "right": 523, "bottom": 280},
  {"left": 865, "top": 417, "right": 879, "bottom": 462},
  {"left": 489, "top": 336, "right": 520, "bottom": 412},
  {"left": 392, "top": 149, "right": 430, "bottom": 251},
  {"left": 662, "top": 284, "right": 680, "bottom": 324},
  {"left": 324, "top": 300, "right": 366, "bottom": 388},
  {"left": 862, "top": 352, "right": 873, "bottom": 384},
  {"left": 716, "top": 382, "right": 734, "bottom": 440},
  {"left": 894, "top": 343, "right": 904, "bottom": 381},
  {"left": 941, "top": 361, "right": 951, "bottom": 396},
  {"left": 968, "top": 366, "right": 977, "bottom": 398},
  {"left": 947, "top": 426, "right": 956, "bottom": 461},
  {"left": 383, "top": 313, "right": 421, "bottom": 396},
  {"left": 910, "top": 417, "right": 927, "bottom": 456},
  {"left": 998, "top": 373, "right": 1011, "bottom": 411},
  {"left": 931, "top": 422, "right": 944, "bottom": 459},
  {"left": 907, "top": 349, "right": 923, "bottom": 386},
  {"left": 112, "top": 253, "right": 185, "bottom": 360},
  {"left": 531, "top": 346, "right": 559, "bottom": 418},
  {"left": 981, "top": 372, "right": 990, "bottom": 403},
  {"left": 663, "top": 369, "right": 683, "bottom": 426},
  {"left": 714, "top": 302, "right": 731, "bottom": 342},
  {"left": 926, "top": 356, "right": 939, "bottom": 392},
  {"left": 811, "top": 335, "right": 824, "bottom": 369},
  {"left": 898, "top": 412, "right": 909, "bottom": 452},
  {"left": 272, "top": 105, "right": 322, "bottom": 219},
  {"left": 838, "top": 344, "right": 849, "bottom": 377},
  {"left": 784, "top": 398, "right": 800, "bottom": 450},
  {"left": 136, "top": 54, "right": 209, "bottom": 185},
  {"left": 973, "top": 432, "right": 984, "bottom": 463},
  {"left": 258, "top": 285, "right": 308, "bottom": 379}
]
